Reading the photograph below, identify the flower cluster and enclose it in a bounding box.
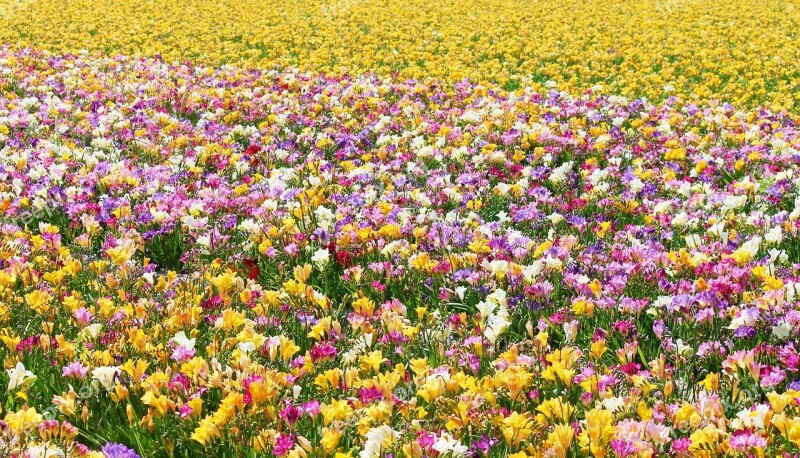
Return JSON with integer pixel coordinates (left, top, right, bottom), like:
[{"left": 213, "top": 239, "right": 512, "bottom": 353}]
[
  {"left": 1, "top": 47, "right": 800, "bottom": 456},
  {"left": 1, "top": 0, "right": 800, "bottom": 109}
]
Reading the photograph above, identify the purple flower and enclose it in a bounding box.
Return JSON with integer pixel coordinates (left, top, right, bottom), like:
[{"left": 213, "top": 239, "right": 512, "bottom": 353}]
[
  {"left": 102, "top": 443, "right": 141, "bottom": 458},
  {"left": 734, "top": 326, "right": 756, "bottom": 339},
  {"left": 470, "top": 434, "right": 498, "bottom": 456}
]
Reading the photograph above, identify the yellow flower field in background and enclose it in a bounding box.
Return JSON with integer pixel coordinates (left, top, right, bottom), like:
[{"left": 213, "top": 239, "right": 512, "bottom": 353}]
[{"left": 1, "top": 0, "right": 799, "bottom": 109}]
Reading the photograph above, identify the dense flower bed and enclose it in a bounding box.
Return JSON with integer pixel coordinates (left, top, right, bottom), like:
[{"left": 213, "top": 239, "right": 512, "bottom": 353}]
[
  {"left": 1, "top": 48, "right": 800, "bottom": 456},
  {"left": 1, "top": 0, "right": 800, "bottom": 110}
]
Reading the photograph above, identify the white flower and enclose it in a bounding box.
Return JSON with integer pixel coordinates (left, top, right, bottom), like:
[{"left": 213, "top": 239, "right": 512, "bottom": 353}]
[
  {"left": 790, "top": 197, "right": 800, "bottom": 221},
  {"left": 311, "top": 247, "right": 330, "bottom": 269},
  {"left": 522, "top": 261, "right": 544, "bottom": 283},
  {"left": 769, "top": 248, "right": 788, "bottom": 265},
  {"left": 601, "top": 396, "right": 625, "bottom": 413},
  {"left": 672, "top": 212, "right": 688, "bottom": 227},
  {"left": 629, "top": 178, "right": 644, "bottom": 194},
  {"left": 196, "top": 235, "right": 212, "bottom": 248},
  {"left": 23, "top": 444, "right": 64, "bottom": 458},
  {"left": 172, "top": 331, "right": 196, "bottom": 350},
  {"left": 723, "top": 194, "right": 747, "bottom": 211},
  {"left": 486, "top": 289, "right": 507, "bottom": 306},
  {"left": 550, "top": 161, "right": 574, "bottom": 184},
  {"left": 765, "top": 226, "right": 783, "bottom": 245},
  {"left": 459, "top": 110, "right": 482, "bottom": 124},
  {"left": 182, "top": 215, "right": 208, "bottom": 230},
  {"left": 476, "top": 301, "right": 496, "bottom": 319},
  {"left": 547, "top": 212, "right": 564, "bottom": 225},
  {"left": 7, "top": 362, "right": 36, "bottom": 391},
  {"left": 728, "top": 308, "right": 759, "bottom": 330},
  {"left": 735, "top": 404, "right": 771, "bottom": 429},
  {"left": 675, "top": 339, "right": 694, "bottom": 357},
  {"left": 432, "top": 432, "right": 468, "bottom": 457},
  {"left": 82, "top": 323, "right": 103, "bottom": 339},
  {"left": 92, "top": 366, "right": 120, "bottom": 391},
  {"left": 707, "top": 222, "right": 726, "bottom": 239},
  {"left": 563, "top": 320, "right": 578, "bottom": 343},
  {"left": 313, "top": 206, "right": 335, "bottom": 230},
  {"left": 653, "top": 201, "right": 672, "bottom": 215},
  {"left": 485, "top": 312, "right": 510, "bottom": 344},
  {"left": 360, "top": 425, "right": 397, "bottom": 458},
  {"left": 481, "top": 259, "right": 508, "bottom": 277},
  {"left": 237, "top": 218, "right": 260, "bottom": 234},
  {"left": 740, "top": 236, "right": 762, "bottom": 258},
  {"left": 477, "top": 289, "right": 511, "bottom": 345},
  {"left": 237, "top": 341, "right": 256, "bottom": 353},
  {"left": 786, "top": 282, "right": 800, "bottom": 303},
  {"left": 544, "top": 256, "right": 563, "bottom": 270},
  {"left": 685, "top": 234, "right": 702, "bottom": 249},
  {"left": 773, "top": 321, "right": 792, "bottom": 340}
]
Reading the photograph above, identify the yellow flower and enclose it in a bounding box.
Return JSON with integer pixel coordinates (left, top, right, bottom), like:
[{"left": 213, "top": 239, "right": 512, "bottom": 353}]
[
  {"left": 701, "top": 373, "right": 719, "bottom": 392},
  {"left": 571, "top": 298, "right": 594, "bottom": 317},
  {"left": 502, "top": 411, "right": 533, "bottom": 447},
  {"left": 766, "top": 392, "right": 793, "bottom": 414},
  {"left": 24, "top": 290, "right": 52, "bottom": 314},
  {"left": 321, "top": 427, "right": 343, "bottom": 452},
  {"left": 308, "top": 316, "right": 332, "bottom": 340},
  {"left": 315, "top": 368, "right": 342, "bottom": 392},
  {"left": 584, "top": 408, "right": 615, "bottom": 457},
  {"left": 321, "top": 399, "right": 353, "bottom": 426},
  {"left": 4, "top": 407, "right": 43, "bottom": 433},
  {"left": 210, "top": 270, "right": 239, "bottom": 296},
  {"left": 141, "top": 390, "right": 172, "bottom": 417},
  {"left": 664, "top": 148, "right": 687, "bottom": 161},
  {"left": 689, "top": 425, "right": 726, "bottom": 457},
  {"left": 536, "top": 397, "right": 575, "bottom": 426},
  {"left": 596, "top": 222, "right": 612, "bottom": 238},
  {"left": 192, "top": 418, "right": 221, "bottom": 446},
  {"left": 53, "top": 392, "right": 78, "bottom": 416},
  {"left": 787, "top": 418, "right": 800, "bottom": 448},
  {"left": 545, "top": 424, "right": 574, "bottom": 458},
  {"left": 417, "top": 377, "right": 446, "bottom": 403},
  {"left": 360, "top": 350, "right": 384, "bottom": 373},
  {"left": 3, "top": 0, "right": 800, "bottom": 109},
  {"left": 590, "top": 339, "right": 606, "bottom": 360},
  {"left": 495, "top": 366, "right": 534, "bottom": 402},
  {"left": 105, "top": 240, "right": 137, "bottom": 265},
  {"left": 533, "top": 240, "right": 553, "bottom": 258},
  {"left": 353, "top": 297, "right": 376, "bottom": 316}
]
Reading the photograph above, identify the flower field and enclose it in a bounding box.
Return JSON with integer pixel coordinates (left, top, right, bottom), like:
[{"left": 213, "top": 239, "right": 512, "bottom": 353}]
[
  {"left": 2, "top": 0, "right": 800, "bottom": 110},
  {"left": 0, "top": 1, "right": 800, "bottom": 458}
]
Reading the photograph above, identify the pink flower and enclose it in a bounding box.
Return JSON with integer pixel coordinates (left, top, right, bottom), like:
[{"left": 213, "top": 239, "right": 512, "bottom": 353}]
[
  {"left": 73, "top": 307, "right": 92, "bottom": 326},
  {"left": 179, "top": 404, "right": 194, "bottom": 419},
  {"left": 62, "top": 361, "right": 89, "bottom": 379},
  {"left": 170, "top": 346, "right": 196, "bottom": 363},
  {"left": 274, "top": 433, "right": 295, "bottom": 456}
]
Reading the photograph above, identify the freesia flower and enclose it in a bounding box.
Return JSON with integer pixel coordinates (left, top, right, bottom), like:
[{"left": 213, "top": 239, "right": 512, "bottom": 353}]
[
  {"left": 101, "top": 443, "right": 141, "bottom": 458},
  {"left": 7, "top": 362, "right": 36, "bottom": 391}
]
